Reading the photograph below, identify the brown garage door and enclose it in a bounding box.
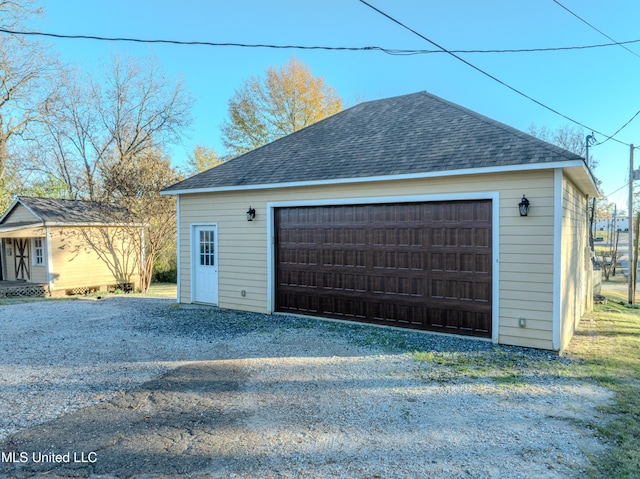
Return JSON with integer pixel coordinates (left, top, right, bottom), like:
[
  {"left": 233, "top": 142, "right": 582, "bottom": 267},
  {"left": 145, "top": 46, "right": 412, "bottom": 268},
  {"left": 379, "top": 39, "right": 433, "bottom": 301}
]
[{"left": 275, "top": 200, "right": 492, "bottom": 338}]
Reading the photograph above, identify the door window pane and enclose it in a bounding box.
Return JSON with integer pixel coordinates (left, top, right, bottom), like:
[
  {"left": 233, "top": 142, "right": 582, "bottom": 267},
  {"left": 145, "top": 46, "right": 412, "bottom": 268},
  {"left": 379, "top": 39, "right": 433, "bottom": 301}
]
[{"left": 199, "top": 230, "right": 215, "bottom": 266}]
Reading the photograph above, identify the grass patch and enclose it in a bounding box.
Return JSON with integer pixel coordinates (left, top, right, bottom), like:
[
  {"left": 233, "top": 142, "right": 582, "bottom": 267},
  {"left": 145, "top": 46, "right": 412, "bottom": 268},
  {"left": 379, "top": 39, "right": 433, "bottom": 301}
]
[
  {"left": 0, "top": 296, "right": 70, "bottom": 306},
  {"left": 563, "top": 285, "right": 640, "bottom": 478},
  {"left": 0, "top": 282, "right": 177, "bottom": 305},
  {"left": 142, "top": 282, "right": 177, "bottom": 298},
  {"left": 411, "top": 348, "right": 544, "bottom": 386}
]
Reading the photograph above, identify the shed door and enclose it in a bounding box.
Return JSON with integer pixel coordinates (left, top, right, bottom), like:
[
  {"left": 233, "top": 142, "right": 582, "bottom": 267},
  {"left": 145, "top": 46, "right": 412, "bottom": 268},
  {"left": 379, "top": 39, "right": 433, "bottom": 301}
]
[
  {"left": 14, "top": 238, "right": 30, "bottom": 281},
  {"left": 193, "top": 225, "right": 218, "bottom": 304},
  {"left": 275, "top": 201, "right": 492, "bottom": 338}
]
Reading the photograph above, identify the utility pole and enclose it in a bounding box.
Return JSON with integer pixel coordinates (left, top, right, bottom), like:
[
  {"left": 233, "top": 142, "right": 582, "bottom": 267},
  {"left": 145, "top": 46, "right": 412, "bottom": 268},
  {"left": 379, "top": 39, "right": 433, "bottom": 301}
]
[
  {"left": 586, "top": 132, "right": 596, "bottom": 168},
  {"left": 629, "top": 145, "right": 635, "bottom": 304}
]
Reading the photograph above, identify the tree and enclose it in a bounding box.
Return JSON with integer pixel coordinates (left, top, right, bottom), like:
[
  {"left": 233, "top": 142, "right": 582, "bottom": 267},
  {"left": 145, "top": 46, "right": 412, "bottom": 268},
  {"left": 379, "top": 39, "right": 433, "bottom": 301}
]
[
  {"left": 22, "top": 53, "right": 192, "bottom": 290},
  {"left": 100, "top": 147, "right": 183, "bottom": 292},
  {"left": 26, "top": 54, "right": 193, "bottom": 201},
  {"left": 187, "top": 144, "right": 223, "bottom": 175},
  {"left": 221, "top": 56, "right": 343, "bottom": 156},
  {"left": 0, "top": 0, "right": 62, "bottom": 209},
  {"left": 528, "top": 123, "right": 598, "bottom": 170}
]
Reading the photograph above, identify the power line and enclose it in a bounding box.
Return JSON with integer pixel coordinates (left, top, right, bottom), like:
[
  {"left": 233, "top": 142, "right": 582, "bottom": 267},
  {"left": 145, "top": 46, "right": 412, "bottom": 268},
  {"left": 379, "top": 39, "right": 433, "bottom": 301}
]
[
  {"left": 2, "top": 23, "right": 639, "bottom": 148},
  {"left": 555, "top": 0, "right": 640, "bottom": 147},
  {"left": 606, "top": 181, "right": 631, "bottom": 198},
  {"left": 552, "top": 0, "right": 640, "bottom": 59},
  {"left": 357, "top": 0, "right": 631, "bottom": 148},
  {"left": 3, "top": 27, "right": 640, "bottom": 56},
  {"left": 596, "top": 109, "right": 640, "bottom": 146}
]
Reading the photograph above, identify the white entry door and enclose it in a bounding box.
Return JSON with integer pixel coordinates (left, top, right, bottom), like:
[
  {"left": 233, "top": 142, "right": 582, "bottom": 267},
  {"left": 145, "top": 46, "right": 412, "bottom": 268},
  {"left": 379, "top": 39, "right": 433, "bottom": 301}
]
[{"left": 193, "top": 225, "right": 218, "bottom": 304}]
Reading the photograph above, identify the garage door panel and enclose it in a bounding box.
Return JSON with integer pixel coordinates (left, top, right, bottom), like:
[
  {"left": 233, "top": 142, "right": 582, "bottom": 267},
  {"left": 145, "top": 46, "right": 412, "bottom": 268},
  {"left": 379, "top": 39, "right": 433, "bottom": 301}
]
[{"left": 275, "top": 201, "right": 492, "bottom": 338}]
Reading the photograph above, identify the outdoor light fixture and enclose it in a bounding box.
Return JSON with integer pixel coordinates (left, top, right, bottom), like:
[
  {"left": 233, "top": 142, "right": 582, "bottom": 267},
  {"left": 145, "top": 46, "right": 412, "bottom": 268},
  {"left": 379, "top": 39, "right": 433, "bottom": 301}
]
[
  {"left": 518, "top": 195, "right": 530, "bottom": 217},
  {"left": 246, "top": 206, "right": 256, "bottom": 222}
]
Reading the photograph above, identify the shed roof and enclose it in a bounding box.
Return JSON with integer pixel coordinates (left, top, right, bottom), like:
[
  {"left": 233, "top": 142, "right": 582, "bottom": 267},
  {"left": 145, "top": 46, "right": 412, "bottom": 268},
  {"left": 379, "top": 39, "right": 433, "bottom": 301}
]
[
  {"left": 163, "top": 91, "right": 597, "bottom": 195},
  {"left": 0, "top": 196, "right": 133, "bottom": 228}
]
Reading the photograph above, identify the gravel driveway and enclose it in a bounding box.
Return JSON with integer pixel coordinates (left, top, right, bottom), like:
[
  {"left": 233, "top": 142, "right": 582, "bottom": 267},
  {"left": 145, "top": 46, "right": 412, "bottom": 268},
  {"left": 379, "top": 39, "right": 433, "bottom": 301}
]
[{"left": 0, "top": 297, "right": 612, "bottom": 478}]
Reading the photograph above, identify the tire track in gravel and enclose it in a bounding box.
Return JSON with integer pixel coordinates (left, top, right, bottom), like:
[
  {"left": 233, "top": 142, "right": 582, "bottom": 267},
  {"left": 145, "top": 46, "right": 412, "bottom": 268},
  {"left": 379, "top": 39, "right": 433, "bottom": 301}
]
[{"left": 0, "top": 361, "right": 252, "bottom": 478}]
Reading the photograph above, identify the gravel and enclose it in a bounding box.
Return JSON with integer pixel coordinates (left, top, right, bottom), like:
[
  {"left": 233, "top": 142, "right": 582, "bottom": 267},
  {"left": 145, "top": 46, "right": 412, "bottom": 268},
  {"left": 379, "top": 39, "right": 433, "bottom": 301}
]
[{"left": 0, "top": 296, "right": 613, "bottom": 478}]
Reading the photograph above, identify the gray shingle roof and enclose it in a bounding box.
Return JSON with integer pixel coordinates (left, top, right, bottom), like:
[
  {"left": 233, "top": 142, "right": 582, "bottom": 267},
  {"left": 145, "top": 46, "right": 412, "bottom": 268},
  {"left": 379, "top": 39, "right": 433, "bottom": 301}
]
[
  {"left": 163, "top": 91, "right": 588, "bottom": 193},
  {"left": 1, "top": 197, "right": 131, "bottom": 226}
]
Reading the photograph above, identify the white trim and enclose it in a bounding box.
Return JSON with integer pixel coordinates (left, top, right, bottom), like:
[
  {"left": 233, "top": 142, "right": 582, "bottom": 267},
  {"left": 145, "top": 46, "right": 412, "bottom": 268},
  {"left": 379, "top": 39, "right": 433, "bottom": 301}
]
[
  {"left": 0, "top": 239, "right": 5, "bottom": 280},
  {"left": 190, "top": 222, "right": 218, "bottom": 305},
  {"left": 31, "top": 237, "right": 44, "bottom": 266},
  {"left": 0, "top": 222, "right": 142, "bottom": 233},
  {"left": 266, "top": 205, "right": 275, "bottom": 312},
  {"left": 176, "top": 196, "right": 181, "bottom": 303},
  {"left": 162, "top": 160, "right": 591, "bottom": 196},
  {"left": 140, "top": 226, "right": 146, "bottom": 292},
  {"left": 45, "top": 227, "right": 54, "bottom": 289},
  {"left": 491, "top": 196, "right": 500, "bottom": 344},
  {"left": 0, "top": 223, "right": 43, "bottom": 233},
  {"left": 43, "top": 221, "right": 144, "bottom": 227},
  {"left": 267, "top": 191, "right": 497, "bottom": 209},
  {"left": 266, "top": 192, "right": 500, "bottom": 343},
  {"left": 552, "top": 169, "right": 563, "bottom": 350}
]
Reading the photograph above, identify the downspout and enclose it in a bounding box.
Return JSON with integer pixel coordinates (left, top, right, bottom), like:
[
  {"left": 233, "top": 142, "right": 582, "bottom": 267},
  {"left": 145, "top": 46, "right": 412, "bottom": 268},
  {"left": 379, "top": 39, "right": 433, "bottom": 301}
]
[
  {"left": 552, "top": 169, "right": 563, "bottom": 350},
  {"left": 140, "top": 225, "right": 145, "bottom": 292},
  {"left": 45, "top": 226, "right": 55, "bottom": 293},
  {"left": 176, "top": 195, "right": 181, "bottom": 304}
]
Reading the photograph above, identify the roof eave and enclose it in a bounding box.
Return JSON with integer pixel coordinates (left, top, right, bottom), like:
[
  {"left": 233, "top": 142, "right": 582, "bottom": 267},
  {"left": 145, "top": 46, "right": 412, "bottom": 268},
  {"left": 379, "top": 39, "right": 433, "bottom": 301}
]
[{"left": 161, "top": 160, "right": 594, "bottom": 196}]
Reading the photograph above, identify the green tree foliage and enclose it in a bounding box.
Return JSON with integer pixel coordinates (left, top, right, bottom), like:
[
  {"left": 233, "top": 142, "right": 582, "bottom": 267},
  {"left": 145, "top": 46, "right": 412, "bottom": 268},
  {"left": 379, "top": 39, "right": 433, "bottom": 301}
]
[{"left": 221, "top": 56, "right": 343, "bottom": 156}]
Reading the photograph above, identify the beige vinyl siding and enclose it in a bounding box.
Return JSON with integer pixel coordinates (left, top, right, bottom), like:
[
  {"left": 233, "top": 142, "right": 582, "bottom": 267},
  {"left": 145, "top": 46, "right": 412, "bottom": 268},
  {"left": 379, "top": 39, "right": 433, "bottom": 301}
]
[
  {"left": 48, "top": 227, "right": 141, "bottom": 291},
  {"left": 178, "top": 169, "right": 557, "bottom": 348},
  {"left": 559, "top": 173, "right": 591, "bottom": 351},
  {"left": 1, "top": 204, "right": 39, "bottom": 224},
  {"left": 29, "top": 237, "right": 47, "bottom": 284}
]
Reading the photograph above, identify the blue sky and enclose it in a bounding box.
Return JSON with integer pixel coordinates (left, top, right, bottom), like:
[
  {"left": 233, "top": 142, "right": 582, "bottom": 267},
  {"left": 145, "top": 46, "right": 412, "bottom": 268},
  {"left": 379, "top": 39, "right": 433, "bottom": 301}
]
[{"left": 32, "top": 0, "right": 640, "bottom": 208}]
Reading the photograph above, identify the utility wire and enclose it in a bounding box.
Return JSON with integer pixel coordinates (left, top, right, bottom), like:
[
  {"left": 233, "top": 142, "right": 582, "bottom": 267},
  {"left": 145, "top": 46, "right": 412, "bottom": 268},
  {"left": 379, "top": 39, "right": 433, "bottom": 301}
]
[
  {"left": 552, "top": 0, "right": 640, "bottom": 59},
  {"left": 596, "top": 109, "right": 640, "bottom": 146},
  {"left": 2, "top": 22, "right": 639, "bottom": 147},
  {"left": 357, "top": 0, "right": 631, "bottom": 148},
  {"left": 3, "top": 27, "right": 640, "bottom": 55},
  {"left": 551, "top": 0, "right": 640, "bottom": 146},
  {"left": 606, "top": 181, "right": 631, "bottom": 198}
]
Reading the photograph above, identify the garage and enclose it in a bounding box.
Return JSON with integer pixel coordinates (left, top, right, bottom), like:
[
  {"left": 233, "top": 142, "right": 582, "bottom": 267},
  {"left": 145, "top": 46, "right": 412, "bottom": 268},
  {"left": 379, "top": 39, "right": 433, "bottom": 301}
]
[{"left": 275, "top": 200, "right": 492, "bottom": 338}]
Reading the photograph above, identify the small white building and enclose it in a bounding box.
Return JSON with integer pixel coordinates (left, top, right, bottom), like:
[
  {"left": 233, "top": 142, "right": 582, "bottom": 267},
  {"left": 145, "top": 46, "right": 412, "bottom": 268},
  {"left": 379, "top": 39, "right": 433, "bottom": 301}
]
[{"left": 595, "top": 217, "right": 628, "bottom": 232}]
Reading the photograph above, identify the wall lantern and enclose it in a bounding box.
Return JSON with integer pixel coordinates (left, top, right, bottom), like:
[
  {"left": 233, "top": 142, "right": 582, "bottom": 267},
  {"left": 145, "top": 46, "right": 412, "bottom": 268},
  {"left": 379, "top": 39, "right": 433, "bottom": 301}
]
[
  {"left": 518, "top": 195, "right": 530, "bottom": 217},
  {"left": 246, "top": 206, "right": 256, "bottom": 222}
]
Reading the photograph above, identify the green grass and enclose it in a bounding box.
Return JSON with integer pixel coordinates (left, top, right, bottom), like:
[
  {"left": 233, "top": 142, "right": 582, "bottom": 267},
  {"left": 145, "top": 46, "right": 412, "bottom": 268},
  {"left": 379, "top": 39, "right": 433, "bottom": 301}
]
[
  {"left": 412, "top": 348, "right": 536, "bottom": 386},
  {"left": 141, "top": 282, "right": 177, "bottom": 298},
  {"left": 0, "top": 296, "right": 73, "bottom": 306},
  {"left": 0, "top": 282, "right": 177, "bottom": 306},
  {"left": 563, "top": 285, "right": 640, "bottom": 478}
]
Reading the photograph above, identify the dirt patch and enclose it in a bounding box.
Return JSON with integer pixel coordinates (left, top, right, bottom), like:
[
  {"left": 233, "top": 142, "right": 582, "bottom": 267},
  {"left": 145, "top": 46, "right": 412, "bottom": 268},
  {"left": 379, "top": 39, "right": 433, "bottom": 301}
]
[{"left": 1, "top": 362, "right": 245, "bottom": 477}]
